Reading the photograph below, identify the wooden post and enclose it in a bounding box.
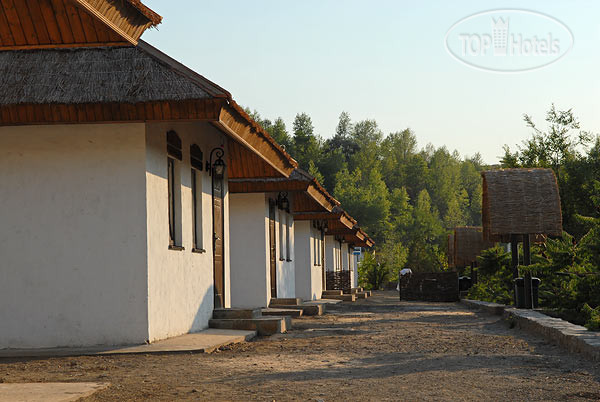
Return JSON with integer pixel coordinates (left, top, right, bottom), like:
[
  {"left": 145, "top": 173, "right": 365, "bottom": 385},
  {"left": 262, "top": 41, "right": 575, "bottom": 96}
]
[
  {"left": 510, "top": 234, "right": 519, "bottom": 306},
  {"left": 523, "top": 234, "right": 533, "bottom": 309}
]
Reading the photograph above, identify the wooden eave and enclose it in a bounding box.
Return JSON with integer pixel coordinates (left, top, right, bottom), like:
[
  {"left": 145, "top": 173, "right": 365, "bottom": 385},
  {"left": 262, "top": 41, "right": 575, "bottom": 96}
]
[
  {"left": 0, "top": 98, "right": 224, "bottom": 126},
  {"left": 0, "top": 0, "right": 161, "bottom": 51},
  {"left": 214, "top": 102, "right": 296, "bottom": 178},
  {"left": 229, "top": 170, "right": 337, "bottom": 213},
  {"left": 72, "top": 0, "right": 161, "bottom": 45},
  {"left": 294, "top": 211, "right": 354, "bottom": 230},
  {"left": 228, "top": 178, "right": 308, "bottom": 193},
  {"left": 294, "top": 211, "right": 342, "bottom": 221}
]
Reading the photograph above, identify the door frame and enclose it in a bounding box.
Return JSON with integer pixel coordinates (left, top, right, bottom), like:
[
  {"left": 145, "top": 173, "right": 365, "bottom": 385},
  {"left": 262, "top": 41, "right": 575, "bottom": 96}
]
[
  {"left": 268, "top": 198, "right": 277, "bottom": 299},
  {"left": 212, "top": 171, "right": 225, "bottom": 308}
]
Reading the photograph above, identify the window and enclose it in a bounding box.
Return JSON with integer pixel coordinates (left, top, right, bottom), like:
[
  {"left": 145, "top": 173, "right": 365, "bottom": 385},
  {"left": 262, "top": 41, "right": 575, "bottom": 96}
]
[
  {"left": 336, "top": 241, "right": 343, "bottom": 271},
  {"left": 279, "top": 210, "right": 284, "bottom": 261},
  {"left": 190, "top": 145, "right": 204, "bottom": 253},
  {"left": 313, "top": 227, "right": 318, "bottom": 266},
  {"left": 319, "top": 229, "right": 324, "bottom": 266},
  {"left": 167, "top": 131, "right": 183, "bottom": 250},
  {"left": 285, "top": 214, "right": 291, "bottom": 261}
]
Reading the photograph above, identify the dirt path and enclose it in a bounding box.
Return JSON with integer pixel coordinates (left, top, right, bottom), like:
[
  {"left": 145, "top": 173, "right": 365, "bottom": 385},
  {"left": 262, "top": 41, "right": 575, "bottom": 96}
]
[{"left": 2, "top": 291, "right": 600, "bottom": 401}]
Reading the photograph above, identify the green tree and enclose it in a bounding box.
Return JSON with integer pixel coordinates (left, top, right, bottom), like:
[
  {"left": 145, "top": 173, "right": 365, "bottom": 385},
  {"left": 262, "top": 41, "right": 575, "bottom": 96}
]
[
  {"left": 292, "top": 113, "right": 322, "bottom": 169},
  {"left": 267, "top": 117, "right": 293, "bottom": 151}
]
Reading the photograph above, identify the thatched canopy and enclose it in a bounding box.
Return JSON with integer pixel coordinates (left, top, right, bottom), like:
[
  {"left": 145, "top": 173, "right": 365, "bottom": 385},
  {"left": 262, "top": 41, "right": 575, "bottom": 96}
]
[
  {"left": 0, "top": 42, "right": 226, "bottom": 106},
  {"left": 481, "top": 168, "right": 562, "bottom": 241},
  {"left": 454, "top": 226, "right": 495, "bottom": 267}
]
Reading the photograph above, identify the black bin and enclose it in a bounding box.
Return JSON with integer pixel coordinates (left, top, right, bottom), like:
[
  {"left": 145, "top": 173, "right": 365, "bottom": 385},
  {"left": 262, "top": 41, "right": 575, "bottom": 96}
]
[
  {"left": 514, "top": 277, "right": 541, "bottom": 308},
  {"left": 514, "top": 278, "right": 525, "bottom": 308},
  {"left": 458, "top": 276, "right": 472, "bottom": 291}
]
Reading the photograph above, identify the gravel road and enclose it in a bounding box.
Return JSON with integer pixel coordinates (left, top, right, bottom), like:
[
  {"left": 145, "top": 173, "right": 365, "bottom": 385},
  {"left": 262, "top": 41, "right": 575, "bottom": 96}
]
[{"left": 1, "top": 291, "right": 599, "bottom": 401}]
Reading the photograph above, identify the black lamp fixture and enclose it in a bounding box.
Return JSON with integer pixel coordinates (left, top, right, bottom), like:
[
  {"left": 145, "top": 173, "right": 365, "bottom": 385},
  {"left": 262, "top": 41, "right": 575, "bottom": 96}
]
[
  {"left": 277, "top": 192, "right": 290, "bottom": 212},
  {"left": 207, "top": 147, "right": 226, "bottom": 179}
]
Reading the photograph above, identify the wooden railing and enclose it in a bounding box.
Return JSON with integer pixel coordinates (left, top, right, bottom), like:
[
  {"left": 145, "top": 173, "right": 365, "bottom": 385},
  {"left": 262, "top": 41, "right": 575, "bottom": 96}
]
[{"left": 326, "top": 271, "right": 351, "bottom": 291}]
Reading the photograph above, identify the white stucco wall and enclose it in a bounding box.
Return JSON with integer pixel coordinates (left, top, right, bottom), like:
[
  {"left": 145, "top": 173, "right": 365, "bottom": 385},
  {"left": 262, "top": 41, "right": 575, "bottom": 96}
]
[
  {"left": 229, "top": 192, "right": 296, "bottom": 307},
  {"left": 0, "top": 123, "right": 149, "bottom": 348},
  {"left": 325, "top": 235, "right": 341, "bottom": 272},
  {"left": 276, "top": 208, "right": 295, "bottom": 298},
  {"left": 347, "top": 244, "right": 356, "bottom": 288},
  {"left": 145, "top": 122, "right": 230, "bottom": 342},
  {"left": 294, "top": 221, "right": 323, "bottom": 301},
  {"left": 341, "top": 242, "right": 349, "bottom": 271},
  {"left": 229, "top": 193, "right": 270, "bottom": 308}
]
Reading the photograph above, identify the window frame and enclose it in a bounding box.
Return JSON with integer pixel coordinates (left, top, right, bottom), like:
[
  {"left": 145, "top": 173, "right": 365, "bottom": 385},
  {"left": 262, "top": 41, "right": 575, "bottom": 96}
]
[
  {"left": 167, "top": 131, "right": 183, "bottom": 251},
  {"left": 190, "top": 144, "right": 204, "bottom": 253}
]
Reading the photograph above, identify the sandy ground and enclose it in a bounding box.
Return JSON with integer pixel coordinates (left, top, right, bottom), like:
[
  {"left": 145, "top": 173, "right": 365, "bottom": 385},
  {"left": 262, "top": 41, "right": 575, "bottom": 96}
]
[{"left": 1, "top": 291, "right": 600, "bottom": 401}]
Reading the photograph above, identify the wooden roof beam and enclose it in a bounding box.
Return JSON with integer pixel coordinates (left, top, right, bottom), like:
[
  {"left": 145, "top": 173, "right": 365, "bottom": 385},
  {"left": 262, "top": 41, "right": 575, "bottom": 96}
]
[{"left": 215, "top": 103, "right": 297, "bottom": 178}]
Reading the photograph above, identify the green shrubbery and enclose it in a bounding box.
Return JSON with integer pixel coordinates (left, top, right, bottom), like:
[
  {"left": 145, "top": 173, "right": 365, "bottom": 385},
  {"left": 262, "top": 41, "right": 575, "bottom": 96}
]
[
  {"left": 466, "top": 247, "right": 513, "bottom": 305},
  {"left": 471, "top": 223, "right": 600, "bottom": 330}
]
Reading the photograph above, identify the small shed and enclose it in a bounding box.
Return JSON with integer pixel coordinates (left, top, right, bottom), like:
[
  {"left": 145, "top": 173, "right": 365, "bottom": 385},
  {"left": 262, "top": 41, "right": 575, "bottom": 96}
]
[
  {"left": 481, "top": 168, "right": 562, "bottom": 242},
  {"left": 453, "top": 226, "right": 495, "bottom": 267}
]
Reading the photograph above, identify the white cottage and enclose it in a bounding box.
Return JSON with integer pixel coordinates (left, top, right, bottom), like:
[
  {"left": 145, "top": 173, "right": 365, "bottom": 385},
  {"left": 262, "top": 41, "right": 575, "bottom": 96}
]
[
  {"left": 228, "top": 169, "right": 336, "bottom": 308},
  {"left": 294, "top": 206, "right": 373, "bottom": 299},
  {"left": 0, "top": 0, "right": 297, "bottom": 349}
]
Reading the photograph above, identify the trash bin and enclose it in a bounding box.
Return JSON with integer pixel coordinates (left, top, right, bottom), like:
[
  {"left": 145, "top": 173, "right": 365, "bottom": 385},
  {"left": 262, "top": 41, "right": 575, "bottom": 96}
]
[
  {"left": 458, "top": 276, "right": 472, "bottom": 291},
  {"left": 514, "top": 278, "right": 525, "bottom": 308},
  {"left": 531, "top": 277, "right": 541, "bottom": 308}
]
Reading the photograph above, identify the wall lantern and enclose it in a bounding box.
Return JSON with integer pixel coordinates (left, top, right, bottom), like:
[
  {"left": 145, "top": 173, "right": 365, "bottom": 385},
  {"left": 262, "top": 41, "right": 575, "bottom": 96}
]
[
  {"left": 277, "top": 192, "right": 290, "bottom": 212},
  {"left": 207, "top": 147, "right": 226, "bottom": 179}
]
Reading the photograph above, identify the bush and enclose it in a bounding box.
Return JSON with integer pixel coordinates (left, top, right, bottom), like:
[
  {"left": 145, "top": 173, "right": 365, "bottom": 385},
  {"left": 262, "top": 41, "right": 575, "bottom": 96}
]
[
  {"left": 358, "top": 251, "right": 391, "bottom": 290},
  {"left": 466, "top": 247, "right": 513, "bottom": 305},
  {"left": 582, "top": 304, "right": 600, "bottom": 331}
]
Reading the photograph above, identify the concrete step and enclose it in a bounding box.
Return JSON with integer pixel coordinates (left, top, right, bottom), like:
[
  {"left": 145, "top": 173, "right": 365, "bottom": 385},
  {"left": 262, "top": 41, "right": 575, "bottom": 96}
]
[
  {"left": 270, "top": 297, "right": 302, "bottom": 306},
  {"left": 355, "top": 292, "right": 369, "bottom": 299},
  {"left": 270, "top": 303, "right": 324, "bottom": 316},
  {"left": 262, "top": 308, "right": 303, "bottom": 318},
  {"left": 325, "top": 294, "right": 356, "bottom": 302},
  {"left": 348, "top": 287, "right": 364, "bottom": 294},
  {"left": 212, "top": 308, "right": 262, "bottom": 320},
  {"left": 209, "top": 316, "right": 291, "bottom": 336},
  {"left": 322, "top": 290, "right": 343, "bottom": 296}
]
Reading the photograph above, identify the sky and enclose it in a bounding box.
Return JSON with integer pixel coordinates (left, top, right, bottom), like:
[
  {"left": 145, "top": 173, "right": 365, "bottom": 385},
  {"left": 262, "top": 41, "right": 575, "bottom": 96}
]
[{"left": 141, "top": 1, "right": 600, "bottom": 164}]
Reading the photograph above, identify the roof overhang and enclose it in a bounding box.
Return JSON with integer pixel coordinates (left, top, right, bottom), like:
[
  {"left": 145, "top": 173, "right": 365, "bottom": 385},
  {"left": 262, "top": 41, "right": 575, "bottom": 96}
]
[
  {"left": 0, "top": 41, "right": 297, "bottom": 179},
  {"left": 73, "top": 0, "right": 162, "bottom": 45},
  {"left": 214, "top": 103, "right": 297, "bottom": 178},
  {"left": 228, "top": 169, "right": 338, "bottom": 212}
]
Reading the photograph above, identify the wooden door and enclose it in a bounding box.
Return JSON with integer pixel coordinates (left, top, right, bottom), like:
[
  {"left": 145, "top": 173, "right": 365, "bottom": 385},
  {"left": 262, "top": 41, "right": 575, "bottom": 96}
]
[
  {"left": 269, "top": 200, "right": 277, "bottom": 298},
  {"left": 212, "top": 177, "right": 225, "bottom": 308}
]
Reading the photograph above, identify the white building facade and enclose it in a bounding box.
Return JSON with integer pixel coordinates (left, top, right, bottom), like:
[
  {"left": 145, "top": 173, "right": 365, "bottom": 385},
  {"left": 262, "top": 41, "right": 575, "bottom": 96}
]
[
  {"left": 0, "top": 121, "right": 231, "bottom": 348},
  {"left": 229, "top": 193, "right": 296, "bottom": 308}
]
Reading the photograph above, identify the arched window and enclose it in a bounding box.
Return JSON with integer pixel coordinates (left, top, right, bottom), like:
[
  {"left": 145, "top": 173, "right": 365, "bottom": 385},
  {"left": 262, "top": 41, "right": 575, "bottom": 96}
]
[
  {"left": 190, "top": 145, "right": 204, "bottom": 252},
  {"left": 167, "top": 131, "right": 183, "bottom": 249}
]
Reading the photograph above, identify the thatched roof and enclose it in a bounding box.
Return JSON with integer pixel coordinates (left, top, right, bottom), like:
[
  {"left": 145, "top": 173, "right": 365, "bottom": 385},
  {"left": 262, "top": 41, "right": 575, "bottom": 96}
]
[
  {"left": 0, "top": 41, "right": 228, "bottom": 106},
  {"left": 481, "top": 168, "right": 562, "bottom": 241},
  {"left": 454, "top": 226, "right": 495, "bottom": 267}
]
